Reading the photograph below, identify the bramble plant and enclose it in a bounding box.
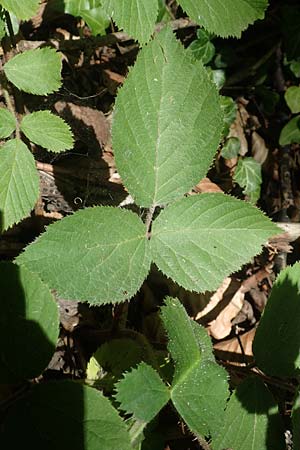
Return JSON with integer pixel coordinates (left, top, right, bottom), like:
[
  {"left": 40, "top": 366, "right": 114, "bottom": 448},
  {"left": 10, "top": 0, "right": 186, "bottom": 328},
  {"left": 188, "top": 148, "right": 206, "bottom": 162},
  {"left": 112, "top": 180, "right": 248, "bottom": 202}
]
[{"left": 1, "top": 1, "right": 300, "bottom": 449}]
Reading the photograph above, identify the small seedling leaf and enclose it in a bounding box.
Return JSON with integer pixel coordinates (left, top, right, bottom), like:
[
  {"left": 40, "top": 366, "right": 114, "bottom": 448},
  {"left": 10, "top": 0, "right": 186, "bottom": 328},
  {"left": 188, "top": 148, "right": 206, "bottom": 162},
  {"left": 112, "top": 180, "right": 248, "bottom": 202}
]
[
  {"left": 234, "top": 157, "right": 262, "bottom": 204},
  {"left": 21, "top": 111, "right": 74, "bottom": 152},
  {"left": 0, "top": 262, "right": 59, "bottom": 383},
  {"left": 113, "top": 27, "right": 223, "bottom": 207},
  {"left": 279, "top": 115, "right": 300, "bottom": 146},
  {"left": 151, "top": 194, "right": 280, "bottom": 293},
  {"left": 285, "top": 86, "right": 300, "bottom": 114},
  {"left": 4, "top": 47, "right": 62, "bottom": 95},
  {"left": 17, "top": 207, "right": 151, "bottom": 304},
  {"left": 0, "top": 138, "right": 39, "bottom": 231}
]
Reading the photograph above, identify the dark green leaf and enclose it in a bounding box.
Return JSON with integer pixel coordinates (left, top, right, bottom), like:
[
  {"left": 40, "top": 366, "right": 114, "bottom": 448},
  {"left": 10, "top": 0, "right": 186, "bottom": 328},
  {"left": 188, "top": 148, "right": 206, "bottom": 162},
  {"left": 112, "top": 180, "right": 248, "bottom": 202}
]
[
  {"left": 253, "top": 263, "right": 300, "bottom": 377},
  {"left": 1, "top": 380, "right": 132, "bottom": 450},
  {"left": 0, "top": 262, "right": 59, "bottom": 383},
  {"left": 279, "top": 116, "right": 300, "bottom": 146},
  {"left": 212, "top": 377, "right": 285, "bottom": 450}
]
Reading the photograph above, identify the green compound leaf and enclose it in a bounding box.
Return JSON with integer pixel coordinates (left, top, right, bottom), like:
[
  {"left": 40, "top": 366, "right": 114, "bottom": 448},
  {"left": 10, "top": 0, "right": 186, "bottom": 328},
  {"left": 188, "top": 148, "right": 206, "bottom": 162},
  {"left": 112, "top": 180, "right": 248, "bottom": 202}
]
[
  {"left": 161, "top": 297, "right": 228, "bottom": 439},
  {"left": 212, "top": 377, "right": 285, "bottom": 450},
  {"left": 0, "top": 0, "right": 40, "bottom": 20},
  {"left": 0, "top": 262, "right": 59, "bottom": 383},
  {"left": 21, "top": 111, "right": 74, "bottom": 153},
  {"left": 0, "top": 108, "right": 16, "bottom": 138},
  {"left": 0, "top": 139, "right": 39, "bottom": 231},
  {"left": 112, "top": 27, "right": 223, "bottom": 208},
  {"left": 115, "top": 362, "right": 170, "bottom": 422},
  {"left": 4, "top": 47, "right": 62, "bottom": 95},
  {"left": 234, "top": 157, "right": 262, "bottom": 204},
  {"left": 253, "top": 263, "right": 300, "bottom": 377},
  {"left": 178, "top": 0, "right": 268, "bottom": 38},
  {"left": 279, "top": 115, "right": 300, "bottom": 146},
  {"left": 151, "top": 194, "right": 280, "bottom": 293},
  {"left": 102, "top": 0, "right": 158, "bottom": 45},
  {"left": 17, "top": 207, "right": 151, "bottom": 304},
  {"left": 1, "top": 380, "right": 132, "bottom": 450},
  {"left": 285, "top": 86, "right": 300, "bottom": 114}
]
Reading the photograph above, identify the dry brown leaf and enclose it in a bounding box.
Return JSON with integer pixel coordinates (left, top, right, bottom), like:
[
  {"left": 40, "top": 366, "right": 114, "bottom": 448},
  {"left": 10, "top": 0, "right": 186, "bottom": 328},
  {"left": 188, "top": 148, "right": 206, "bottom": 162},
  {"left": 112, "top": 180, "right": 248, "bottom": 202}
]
[
  {"left": 228, "top": 101, "right": 249, "bottom": 156},
  {"left": 252, "top": 131, "right": 269, "bottom": 164},
  {"left": 214, "top": 328, "right": 255, "bottom": 364},
  {"left": 194, "top": 177, "right": 223, "bottom": 193},
  {"left": 195, "top": 277, "right": 232, "bottom": 320},
  {"left": 208, "top": 286, "right": 245, "bottom": 339}
]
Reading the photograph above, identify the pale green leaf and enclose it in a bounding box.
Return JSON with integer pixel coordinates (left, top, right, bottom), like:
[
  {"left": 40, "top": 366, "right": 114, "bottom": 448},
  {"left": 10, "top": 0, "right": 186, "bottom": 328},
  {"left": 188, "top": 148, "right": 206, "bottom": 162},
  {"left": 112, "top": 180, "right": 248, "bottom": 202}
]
[
  {"left": 0, "top": 139, "right": 39, "bottom": 231},
  {"left": 102, "top": 0, "right": 158, "bottom": 44},
  {"left": 189, "top": 29, "right": 215, "bottom": 64},
  {"left": 221, "top": 137, "right": 241, "bottom": 159},
  {"left": 253, "top": 263, "right": 300, "bottom": 377},
  {"left": 0, "top": 0, "right": 40, "bottom": 20},
  {"left": 279, "top": 116, "right": 300, "bottom": 146},
  {"left": 1, "top": 380, "right": 132, "bottom": 450},
  {"left": 115, "top": 362, "right": 170, "bottom": 422},
  {"left": 0, "top": 108, "right": 16, "bottom": 138},
  {"left": 81, "top": 7, "right": 110, "bottom": 35},
  {"left": 21, "top": 111, "right": 74, "bottom": 152},
  {"left": 285, "top": 86, "right": 300, "bottom": 113},
  {"left": 212, "top": 377, "right": 285, "bottom": 450},
  {"left": 113, "top": 27, "right": 223, "bottom": 207},
  {"left": 17, "top": 207, "right": 151, "bottom": 304},
  {"left": 0, "top": 262, "right": 59, "bottom": 383},
  {"left": 151, "top": 194, "right": 280, "bottom": 293},
  {"left": 64, "top": 0, "right": 101, "bottom": 16},
  {"left": 161, "top": 297, "right": 228, "bottom": 439},
  {"left": 292, "top": 390, "right": 300, "bottom": 450},
  {"left": 234, "top": 157, "right": 262, "bottom": 204},
  {"left": 4, "top": 47, "right": 62, "bottom": 95},
  {"left": 178, "top": 0, "right": 268, "bottom": 38}
]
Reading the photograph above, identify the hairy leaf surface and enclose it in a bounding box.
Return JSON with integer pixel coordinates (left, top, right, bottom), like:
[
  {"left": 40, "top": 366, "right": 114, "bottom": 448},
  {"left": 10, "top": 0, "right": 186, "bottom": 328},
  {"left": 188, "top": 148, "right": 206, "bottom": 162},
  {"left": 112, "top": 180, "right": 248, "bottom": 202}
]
[
  {"left": 212, "top": 377, "right": 285, "bottom": 450},
  {"left": 151, "top": 194, "right": 280, "bottom": 293},
  {"left": 102, "top": 0, "right": 158, "bottom": 44},
  {"left": 4, "top": 48, "right": 62, "bottom": 95},
  {"left": 0, "top": 262, "right": 59, "bottom": 383},
  {"left": 115, "top": 362, "right": 169, "bottom": 422},
  {"left": 21, "top": 111, "right": 74, "bottom": 152},
  {"left": 0, "top": 139, "right": 39, "bottom": 230},
  {"left": 1, "top": 381, "right": 131, "bottom": 450},
  {"left": 112, "top": 27, "right": 223, "bottom": 207},
  {"left": 178, "top": 0, "right": 268, "bottom": 37},
  {"left": 253, "top": 263, "right": 300, "bottom": 377},
  {"left": 0, "top": 0, "right": 40, "bottom": 19},
  {"left": 161, "top": 297, "right": 228, "bottom": 439},
  {"left": 17, "top": 207, "right": 151, "bottom": 304},
  {"left": 0, "top": 108, "right": 16, "bottom": 138}
]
